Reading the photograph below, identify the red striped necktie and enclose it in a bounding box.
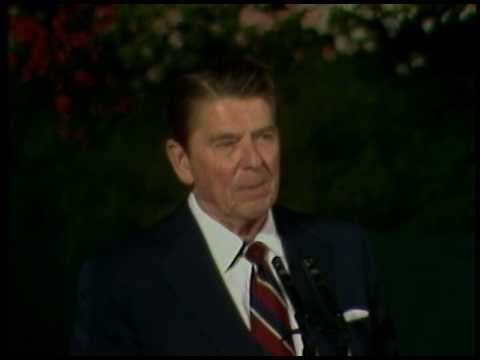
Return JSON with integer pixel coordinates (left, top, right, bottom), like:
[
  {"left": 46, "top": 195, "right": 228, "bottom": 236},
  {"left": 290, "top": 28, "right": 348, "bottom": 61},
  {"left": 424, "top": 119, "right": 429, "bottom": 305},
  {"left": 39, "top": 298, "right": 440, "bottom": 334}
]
[{"left": 245, "top": 241, "right": 296, "bottom": 356}]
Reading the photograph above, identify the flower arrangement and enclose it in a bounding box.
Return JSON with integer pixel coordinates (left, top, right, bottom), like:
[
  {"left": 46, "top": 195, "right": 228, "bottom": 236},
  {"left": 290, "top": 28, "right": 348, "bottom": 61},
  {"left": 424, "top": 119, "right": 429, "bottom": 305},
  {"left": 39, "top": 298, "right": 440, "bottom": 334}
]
[
  {"left": 8, "top": 4, "right": 475, "bottom": 146},
  {"left": 8, "top": 5, "right": 132, "bottom": 149}
]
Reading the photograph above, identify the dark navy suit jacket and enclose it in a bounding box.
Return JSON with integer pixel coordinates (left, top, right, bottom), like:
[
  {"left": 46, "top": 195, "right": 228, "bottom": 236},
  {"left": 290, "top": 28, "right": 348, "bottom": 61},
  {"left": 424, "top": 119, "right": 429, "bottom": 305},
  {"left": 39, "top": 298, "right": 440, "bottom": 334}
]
[{"left": 70, "top": 202, "right": 398, "bottom": 355}]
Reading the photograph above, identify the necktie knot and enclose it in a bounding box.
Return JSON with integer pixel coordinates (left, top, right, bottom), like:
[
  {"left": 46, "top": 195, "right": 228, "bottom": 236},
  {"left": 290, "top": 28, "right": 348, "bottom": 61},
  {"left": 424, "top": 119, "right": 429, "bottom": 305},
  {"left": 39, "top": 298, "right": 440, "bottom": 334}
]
[{"left": 245, "top": 241, "right": 269, "bottom": 270}]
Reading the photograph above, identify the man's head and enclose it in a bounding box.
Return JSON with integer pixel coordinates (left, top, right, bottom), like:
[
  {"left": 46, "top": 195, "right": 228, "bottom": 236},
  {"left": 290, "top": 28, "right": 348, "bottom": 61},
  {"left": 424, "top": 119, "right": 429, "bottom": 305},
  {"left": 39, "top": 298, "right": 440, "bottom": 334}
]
[{"left": 165, "top": 57, "right": 280, "bottom": 234}]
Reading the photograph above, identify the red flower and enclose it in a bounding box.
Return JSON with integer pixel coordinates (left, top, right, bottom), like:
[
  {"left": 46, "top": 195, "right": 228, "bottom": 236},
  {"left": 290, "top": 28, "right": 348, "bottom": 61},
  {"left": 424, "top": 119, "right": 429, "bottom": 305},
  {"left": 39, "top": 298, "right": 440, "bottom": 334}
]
[
  {"left": 73, "top": 70, "right": 94, "bottom": 87},
  {"left": 31, "top": 31, "right": 49, "bottom": 69},
  {"left": 89, "top": 45, "right": 102, "bottom": 63},
  {"left": 52, "top": 9, "right": 69, "bottom": 43},
  {"left": 20, "top": 27, "right": 49, "bottom": 81},
  {"left": 70, "top": 128, "right": 85, "bottom": 141},
  {"left": 53, "top": 49, "right": 69, "bottom": 64},
  {"left": 10, "top": 15, "right": 50, "bottom": 81},
  {"left": 10, "top": 16, "right": 43, "bottom": 43},
  {"left": 112, "top": 97, "right": 133, "bottom": 113},
  {"left": 8, "top": 52, "right": 17, "bottom": 68},
  {"left": 95, "top": 5, "right": 116, "bottom": 19},
  {"left": 55, "top": 95, "right": 72, "bottom": 114},
  {"left": 57, "top": 127, "right": 70, "bottom": 140},
  {"left": 70, "top": 32, "right": 90, "bottom": 48},
  {"left": 94, "top": 5, "right": 117, "bottom": 34}
]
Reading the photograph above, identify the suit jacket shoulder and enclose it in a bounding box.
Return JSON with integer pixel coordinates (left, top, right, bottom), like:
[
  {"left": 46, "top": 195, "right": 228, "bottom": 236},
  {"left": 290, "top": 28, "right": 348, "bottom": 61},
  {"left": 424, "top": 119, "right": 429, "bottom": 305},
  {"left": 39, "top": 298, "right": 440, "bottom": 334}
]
[{"left": 71, "top": 202, "right": 266, "bottom": 355}]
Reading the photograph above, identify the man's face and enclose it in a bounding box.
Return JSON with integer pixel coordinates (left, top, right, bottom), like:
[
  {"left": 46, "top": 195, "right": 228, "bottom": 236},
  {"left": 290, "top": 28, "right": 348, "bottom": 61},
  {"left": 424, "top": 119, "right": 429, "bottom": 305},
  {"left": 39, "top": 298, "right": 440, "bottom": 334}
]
[{"left": 168, "top": 97, "right": 280, "bottom": 227}]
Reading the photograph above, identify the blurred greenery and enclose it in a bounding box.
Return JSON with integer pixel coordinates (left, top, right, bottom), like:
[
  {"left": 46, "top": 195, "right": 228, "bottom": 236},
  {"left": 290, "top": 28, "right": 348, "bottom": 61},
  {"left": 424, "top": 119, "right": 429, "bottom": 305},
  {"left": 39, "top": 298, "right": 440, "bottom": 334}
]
[{"left": 8, "top": 4, "right": 474, "bottom": 355}]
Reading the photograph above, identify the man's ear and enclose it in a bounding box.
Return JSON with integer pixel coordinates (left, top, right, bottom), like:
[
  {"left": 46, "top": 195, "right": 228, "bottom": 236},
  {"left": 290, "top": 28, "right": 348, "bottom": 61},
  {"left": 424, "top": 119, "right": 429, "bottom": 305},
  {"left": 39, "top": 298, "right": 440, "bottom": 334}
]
[{"left": 165, "top": 138, "right": 194, "bottom": 186}]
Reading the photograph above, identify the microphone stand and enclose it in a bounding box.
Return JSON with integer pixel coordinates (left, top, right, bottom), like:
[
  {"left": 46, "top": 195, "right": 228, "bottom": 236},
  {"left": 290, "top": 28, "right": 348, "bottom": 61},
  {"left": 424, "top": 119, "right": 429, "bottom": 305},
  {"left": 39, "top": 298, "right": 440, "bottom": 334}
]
[{"left": 272, "top": 256, "right": 351, "bottom": 356}]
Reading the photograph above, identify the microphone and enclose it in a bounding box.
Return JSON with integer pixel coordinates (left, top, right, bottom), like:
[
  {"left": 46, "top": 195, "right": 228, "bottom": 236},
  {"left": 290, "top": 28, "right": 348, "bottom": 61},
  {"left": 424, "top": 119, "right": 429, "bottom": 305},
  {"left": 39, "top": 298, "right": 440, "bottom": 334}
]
[
  {"left": 271, "top": 256, "right": 305, "bottom": 318},
  {"left": 301, "top": 257, "right": 350, "bottom": 356},
  {"left": 271, "top": 256, "right": 322, "bottom": 355},
  {"left": 271, "top": 255, "right": 350, "bottom": 356}
]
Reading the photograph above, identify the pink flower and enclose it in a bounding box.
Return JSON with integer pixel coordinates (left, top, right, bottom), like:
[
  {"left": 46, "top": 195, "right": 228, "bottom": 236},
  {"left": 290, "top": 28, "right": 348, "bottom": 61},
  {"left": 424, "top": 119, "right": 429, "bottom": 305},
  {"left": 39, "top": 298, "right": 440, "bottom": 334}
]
[
  {"left": 94, "top": 5, "right": 117, "bottom": 34},
  {"left": 168, "top": 31, "right": 183, "bottom": 49},
  {"left": 209, "top": 23, "right": 223, "bottom": 35},
  {"left": 152, "top": 17, "right": 168, "bottom": 35},
  {"left": 322, "top": 46, "right": 336, "bottom": 62},
  {"left": 95, "top": 5, "right": 116, "bottom": 19},
  {"left": 164, "top": 8, "right": 183, "bottom": 27},
  {"left": 239, "top": 5, "right": 274, "bottom": 34},
  {"left": 301, "top": 7, "right": 327, "bottom": 32},
  {"left": 286, "top": 4, "right": 316, "bottom": 12},
  {"left": 293, "top": 48, "right": 304, "bottom": 62},
  {"left": 234, "top": 31, "right": 248, "bottom": 47},
  {"left": 273, "top": 8, "right": 295, "bottom": 23}
]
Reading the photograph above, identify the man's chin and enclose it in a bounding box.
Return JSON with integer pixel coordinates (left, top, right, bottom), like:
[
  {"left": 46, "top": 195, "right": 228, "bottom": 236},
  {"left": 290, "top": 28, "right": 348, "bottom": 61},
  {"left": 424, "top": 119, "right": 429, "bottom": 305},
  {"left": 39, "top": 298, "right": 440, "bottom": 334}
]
[{"left": 238, "top": 198, "right": 273, "bottom": 221}]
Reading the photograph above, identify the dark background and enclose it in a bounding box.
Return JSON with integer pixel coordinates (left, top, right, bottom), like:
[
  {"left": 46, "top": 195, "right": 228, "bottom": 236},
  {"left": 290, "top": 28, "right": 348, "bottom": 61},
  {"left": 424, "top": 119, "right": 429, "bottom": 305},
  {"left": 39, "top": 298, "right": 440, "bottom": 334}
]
[{"left": 8, "top": 5, "right": 475, "bottom": 355}]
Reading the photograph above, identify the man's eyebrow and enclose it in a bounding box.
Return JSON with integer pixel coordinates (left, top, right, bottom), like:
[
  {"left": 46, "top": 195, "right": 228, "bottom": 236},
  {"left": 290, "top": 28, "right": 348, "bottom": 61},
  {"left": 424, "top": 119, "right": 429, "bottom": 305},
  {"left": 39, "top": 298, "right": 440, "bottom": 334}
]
[
  {"left": 209, "top": 132, "right": 241, "bottom": 143},
  {"left": 252, "top": 124, "right": 277, "bottom": 136},
  {"left": 209, "top": 124, "right": 277, "bottom": 143}
]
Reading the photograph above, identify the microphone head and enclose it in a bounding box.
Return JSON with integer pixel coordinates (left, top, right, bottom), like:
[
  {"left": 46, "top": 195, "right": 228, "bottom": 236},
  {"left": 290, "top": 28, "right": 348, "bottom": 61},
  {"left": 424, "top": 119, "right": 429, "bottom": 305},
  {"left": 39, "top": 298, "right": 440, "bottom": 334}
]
[{"left": 272, "top": 256, "right": 287, "bottom": 276}]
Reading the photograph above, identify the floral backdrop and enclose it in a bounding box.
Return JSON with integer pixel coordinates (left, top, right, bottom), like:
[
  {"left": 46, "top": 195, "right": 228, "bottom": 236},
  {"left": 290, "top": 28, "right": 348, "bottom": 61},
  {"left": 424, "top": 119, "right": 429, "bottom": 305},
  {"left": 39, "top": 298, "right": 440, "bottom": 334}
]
[
  {"left": 8, "top": 4, "right": 476, "bottom": 147},
  {"left": 8, "top": 4, "right": 475, "bottom": 355}
]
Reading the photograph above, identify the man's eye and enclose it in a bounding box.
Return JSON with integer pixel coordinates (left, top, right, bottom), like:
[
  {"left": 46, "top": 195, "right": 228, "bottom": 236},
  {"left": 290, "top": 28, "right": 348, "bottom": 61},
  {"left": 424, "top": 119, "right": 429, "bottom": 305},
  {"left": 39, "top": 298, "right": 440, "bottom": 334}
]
[
  {"left": 216, "top": 140, "right": 236, "bottom": 148},
  {"left": 259, "top": 132, "right": 274, "bottom": 140}
]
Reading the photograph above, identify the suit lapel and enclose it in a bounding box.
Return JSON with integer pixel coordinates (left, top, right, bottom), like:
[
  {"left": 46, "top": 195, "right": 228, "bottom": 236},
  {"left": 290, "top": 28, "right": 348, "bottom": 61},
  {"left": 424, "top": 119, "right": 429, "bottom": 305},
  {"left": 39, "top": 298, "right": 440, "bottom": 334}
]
[{"left": 160, "top": 203, "right": 264, "bottom": 355}]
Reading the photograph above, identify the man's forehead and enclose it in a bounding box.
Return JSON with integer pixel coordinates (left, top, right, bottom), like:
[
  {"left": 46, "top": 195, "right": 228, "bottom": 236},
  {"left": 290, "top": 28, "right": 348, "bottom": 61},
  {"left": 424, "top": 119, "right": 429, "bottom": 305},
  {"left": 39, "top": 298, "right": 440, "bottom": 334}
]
[
  {"left": 209, "top": 124, "right": 277, "bottom": 140},
  {"left": 194, "top": 97, "right": 274, "bottom": 128},
  {"left": 208, "top": 96, "right": 269, "bottom": 111}
]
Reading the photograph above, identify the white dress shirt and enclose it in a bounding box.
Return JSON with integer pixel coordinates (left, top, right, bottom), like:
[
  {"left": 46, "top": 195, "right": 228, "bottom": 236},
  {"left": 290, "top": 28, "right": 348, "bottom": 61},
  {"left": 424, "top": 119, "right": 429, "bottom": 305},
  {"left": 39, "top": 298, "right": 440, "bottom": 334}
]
[{"left": 188, "top": 193, "right": 304, "bottom": 355}]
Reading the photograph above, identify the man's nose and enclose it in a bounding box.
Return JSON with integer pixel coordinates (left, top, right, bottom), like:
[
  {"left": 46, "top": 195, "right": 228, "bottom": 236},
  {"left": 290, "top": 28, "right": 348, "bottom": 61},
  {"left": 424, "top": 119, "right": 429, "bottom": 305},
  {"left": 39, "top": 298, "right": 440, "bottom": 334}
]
[{"left": 240, "top": 137, "right": 262, "bottom": 169}]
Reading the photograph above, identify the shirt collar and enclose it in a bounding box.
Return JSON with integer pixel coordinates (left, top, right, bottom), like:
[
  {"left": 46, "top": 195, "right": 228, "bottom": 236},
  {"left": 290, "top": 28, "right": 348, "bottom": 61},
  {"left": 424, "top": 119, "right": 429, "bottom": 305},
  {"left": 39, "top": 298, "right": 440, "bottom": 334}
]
[{"left": 188, "top": 192, "right": 284, "bottom": 273}]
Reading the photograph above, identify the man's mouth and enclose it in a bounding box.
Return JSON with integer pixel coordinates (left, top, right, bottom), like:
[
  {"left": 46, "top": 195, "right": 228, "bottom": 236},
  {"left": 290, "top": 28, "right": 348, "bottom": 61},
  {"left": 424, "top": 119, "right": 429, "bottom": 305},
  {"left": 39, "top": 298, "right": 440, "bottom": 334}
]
[{"left": 239, "top": 181, "right": 268, "bottom": 190}]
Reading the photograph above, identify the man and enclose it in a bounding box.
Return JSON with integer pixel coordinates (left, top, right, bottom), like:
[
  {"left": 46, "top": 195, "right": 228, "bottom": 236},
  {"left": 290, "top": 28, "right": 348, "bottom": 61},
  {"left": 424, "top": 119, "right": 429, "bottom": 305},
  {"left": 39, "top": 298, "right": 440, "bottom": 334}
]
[{"left": 70, "top": 57, "right": 398, "bottom": 355}]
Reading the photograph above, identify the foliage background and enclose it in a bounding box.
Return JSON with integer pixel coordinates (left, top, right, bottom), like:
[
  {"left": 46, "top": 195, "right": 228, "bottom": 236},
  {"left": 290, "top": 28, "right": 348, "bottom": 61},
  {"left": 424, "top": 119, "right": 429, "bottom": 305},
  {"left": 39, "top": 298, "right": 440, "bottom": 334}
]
[{"left": 8, "top": 4, "right": 475, "bottom": 355}]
